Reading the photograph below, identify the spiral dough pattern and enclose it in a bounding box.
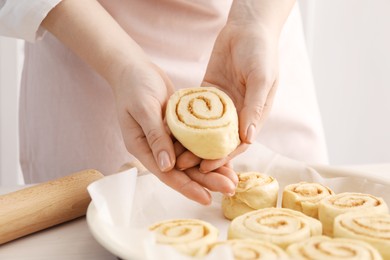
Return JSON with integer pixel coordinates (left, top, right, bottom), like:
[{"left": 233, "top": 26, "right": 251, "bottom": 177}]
[
  {"left": 149, "top": 218, "right": 219, "bottom": 256},
  {"left": 199, "top": 239, "right": 289, "bottom": 260},
  {"left": 222, "top": 172, "right": 279, "bottom": 220},
  {"left": 318, "top": 192, "right": 388, "bottom": 236},
  {"left": 287, "top": 236, "right": 382, "bottom": 259},
  {"left": 282, "top": 182, "right": 334, "bottom": 219},
  {"left": 166, "top": 87, "right": 240, "bottom": 159},
  {"left": 228, "top": 208, "right": 322, "bottom": 249},
  {"left": 334, "top": 212, "right": 390, "bottom": 259}
]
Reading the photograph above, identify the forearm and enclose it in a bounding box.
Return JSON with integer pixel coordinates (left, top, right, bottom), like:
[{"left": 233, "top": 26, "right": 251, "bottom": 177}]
[
  {"left": 42, "top": 0, "right": 146, "bottom": 87},
  {"left": 228, "top": 0, "right": 296, "bottom": 36}
]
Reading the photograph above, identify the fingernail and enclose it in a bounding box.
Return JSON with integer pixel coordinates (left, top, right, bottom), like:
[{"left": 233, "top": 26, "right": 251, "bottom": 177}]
[
  {"left": 158, "top": 151, "right": 171, "bottom": 172},
  {"left": 246, "top": 124, "right": 256, "bottom": 144},
  {"left": 224, "top": 191, "right": 235, "bottom": 197}
]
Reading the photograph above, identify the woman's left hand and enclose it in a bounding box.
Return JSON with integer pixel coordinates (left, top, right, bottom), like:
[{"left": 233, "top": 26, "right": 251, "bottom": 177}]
[
  {"left": 177, "top": 22, "right": 280, "bottom": 172},
  {"left": 176, "top": 0, "right": 295, "bottom": 173}
]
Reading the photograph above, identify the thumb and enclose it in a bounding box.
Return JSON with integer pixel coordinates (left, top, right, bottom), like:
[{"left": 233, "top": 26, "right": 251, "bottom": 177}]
[
  {"left": 239, "top": 75, "right": 278, "bottom": 144},
  {"left": 134, "top": 103, "right": 175, "bottom": 172}
]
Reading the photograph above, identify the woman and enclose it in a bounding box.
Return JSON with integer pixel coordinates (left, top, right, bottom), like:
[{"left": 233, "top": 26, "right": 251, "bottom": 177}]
[{"left": 0, "top": 0, "right": 327, "bottom": 205}]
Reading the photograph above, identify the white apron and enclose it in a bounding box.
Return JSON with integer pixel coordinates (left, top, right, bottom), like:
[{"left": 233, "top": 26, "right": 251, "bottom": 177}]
[{"left": 20, "top": 0, "right": 327, "bottom": 183}]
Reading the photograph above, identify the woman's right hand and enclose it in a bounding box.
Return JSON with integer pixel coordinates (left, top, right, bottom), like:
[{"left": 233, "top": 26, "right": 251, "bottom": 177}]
[
  {"left": 42, "top": 0, "right": 237, "bottom": 205},
  {"left": 114, "top": 59, "right": 237, "bottom": 204}
]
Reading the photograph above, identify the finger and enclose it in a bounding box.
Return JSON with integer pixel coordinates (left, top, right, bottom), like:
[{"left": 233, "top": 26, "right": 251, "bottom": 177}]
[
  {"left": 173, "top": 141, "right": 186, "bottom": 157},
  {"left": 174, "top": 142, "right": 202, "bottom": 170},
  {"left": 133, "top": 101, "right": 176, "bottom": 172},
  {"left": 225, "top": 160, "right": 234, "bottom": 169},
  {"left": 185, "top": 167, "right": 236, "bottom": 194},
  {"left": 123, "top": 126, "right": 211, "bottom": 204},
  {"left": 176, "top": 150, "right": 202, "bottom": 171},
  {"left": 239, "top": 74, "right": 279, "bottom": 144},
  {"left": 136, "top": 151, "right": 212, "bottom": 205},
  {"left": 157, "top": 169, "right": 212, "bottom": 205},
  {"left": 214, "top": 165, "right": 239, "bottom": 187},
  {"left": 199, "top": 143, "right": 249, "bottom": 173},
  {"left": 119, "top": 105, "right": 211, "bottom": 205},
  {"left": 144, "top": 157, "right": 212, "bottom": 205}
]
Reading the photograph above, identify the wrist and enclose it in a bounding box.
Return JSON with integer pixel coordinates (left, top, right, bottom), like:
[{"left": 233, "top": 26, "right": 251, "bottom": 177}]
[
  {"left": 103, "top": 44, "right": 149, "bottom": 89},
  {"left": 227, "top": 0, "right": 295, "bottom": 37}
]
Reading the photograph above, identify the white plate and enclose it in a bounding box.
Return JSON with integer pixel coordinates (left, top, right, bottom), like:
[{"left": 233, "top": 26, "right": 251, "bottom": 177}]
[{"left": 87, "top": 202, "right": 143, "bottom": 260}]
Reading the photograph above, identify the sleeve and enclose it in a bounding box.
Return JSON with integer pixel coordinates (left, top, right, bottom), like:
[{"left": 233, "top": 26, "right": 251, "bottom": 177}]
[{"left": 0, "top": 0, "right": 62, "bottom": 42}]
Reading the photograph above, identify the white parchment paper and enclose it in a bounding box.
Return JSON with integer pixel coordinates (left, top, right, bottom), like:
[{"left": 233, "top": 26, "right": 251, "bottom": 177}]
[{"left": 87, "top": 143, "right": 390, "bottom": 259}]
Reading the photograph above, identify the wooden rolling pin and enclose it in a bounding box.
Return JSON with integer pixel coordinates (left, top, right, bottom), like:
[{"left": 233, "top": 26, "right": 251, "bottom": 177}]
[{"left": 0, "top": 169, "right": 104, "bottom": 245}]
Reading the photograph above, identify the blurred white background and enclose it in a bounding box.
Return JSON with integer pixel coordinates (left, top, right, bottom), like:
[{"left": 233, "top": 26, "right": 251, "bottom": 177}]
[
  {"left": 0, "top": 0, "right": 389, "bottom": 185},
  {"left": 304, "top": 0, "right": 390, "bottom": 165}
]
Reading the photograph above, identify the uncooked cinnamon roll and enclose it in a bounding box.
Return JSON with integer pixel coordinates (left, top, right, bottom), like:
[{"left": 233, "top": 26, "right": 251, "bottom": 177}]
[
  {"left": 334, "top": 212, "right": 390, "bottom": 259},
  {"left": 228, "top": 208, "right": 322, "bottom": 249},
  {"left": 318, "top": 192, "right": 388, "bottom": 236},
  {"left": 287, "top": 236, "right": 382, "bottom": 259},
  {"left": 222, "top": 172, "right": 279, "bottom": 220},
  {"left": 149, "top": 218, "right": 219, "bottom": 256},
  {"left": 166, "top": 87, "right": 240, "bottom": 159},
  {"left": 198, "top": 239, "right": 289, "bottom": 260},
  {"left": 282, "top": 182, "right": 334, "bottom": 219}
]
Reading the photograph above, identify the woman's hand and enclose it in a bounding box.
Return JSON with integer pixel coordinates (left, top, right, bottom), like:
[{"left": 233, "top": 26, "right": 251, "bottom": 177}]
[
  {"left": 177, "top": 24, "right": 278, "bottom": 172},
  {"left": 113, "top": 55, "right": 241, "bottom": 204},
  {"left": 113, "top": 56, "right": 239, "bottom": 205},
  {"left": 176, "top": 24, "right": 279, "bottom": 172},
  {"left": 176, "top": 0, "right": 295, "bottom": 172},
  {"left": 114, "top": 60, "right": 176, "bottom": 173},
  {"left": 42, "top": 0, "right": 237, "bottom": 205},
  {"left": 199, "top": 23, "right": 280, "bottom": 171}
]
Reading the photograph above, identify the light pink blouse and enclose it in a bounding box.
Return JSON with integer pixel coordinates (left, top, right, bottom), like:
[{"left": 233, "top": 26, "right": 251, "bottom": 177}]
[{"left": 2, "top": 0, "right": 328, "bottom": 182}]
